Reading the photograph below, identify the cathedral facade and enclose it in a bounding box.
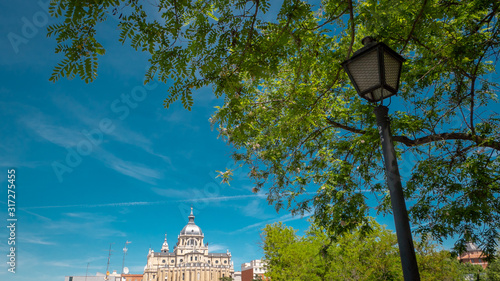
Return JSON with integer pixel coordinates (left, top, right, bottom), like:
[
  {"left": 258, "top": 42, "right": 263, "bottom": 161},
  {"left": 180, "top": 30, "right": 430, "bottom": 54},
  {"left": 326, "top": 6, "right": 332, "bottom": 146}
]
[{"left": 143, "top": 208, "right": 234, "bottom": 281}]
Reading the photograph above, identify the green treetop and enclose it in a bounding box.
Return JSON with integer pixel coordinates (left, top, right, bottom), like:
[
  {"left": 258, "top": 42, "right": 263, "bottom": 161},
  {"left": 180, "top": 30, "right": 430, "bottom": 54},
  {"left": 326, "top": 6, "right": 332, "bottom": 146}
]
[{"left": 262, "top": 219, "right": 465, "bottom": 280}]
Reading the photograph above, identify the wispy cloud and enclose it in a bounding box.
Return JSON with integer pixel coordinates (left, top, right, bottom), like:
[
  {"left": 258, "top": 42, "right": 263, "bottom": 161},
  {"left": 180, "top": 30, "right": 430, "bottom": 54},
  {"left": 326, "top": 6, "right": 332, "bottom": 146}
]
[
  {"left": 51, "top": 94, "right": 173, "bottom": 165},
  {"left": 45, "top": 256, "right": 107, "bottom": 269},
  {"left": 24, "top": 200, "right": 167, "bottom": 210},
  {"left": 151, "top": 187, "right": 195, "bottom": 198},
  {"left": 230, "top": 212, "right": 313, "bottom": 234},
  {"left": 44, "top": 212, "right": 126, "bottom": 238},
  {"left": 19, "top": 235, "right": 55, "bottom": 245},
  {"left": 45, "top": 261, "right": 76, "bottom": 268},
  {"left": 23, "top": 193, "right": 267, "bottom": 210},
  {"left": 239, "top": 199, "right": 273, "bottom": 219},
  {"left": 98, "top": 148, "right": 163, "bottom": 184},
  {"left": 20, "top": 208, "right": 52, "bottom": 221},
  {"left": 20, "top": 110, "right": 82, "bottom": 147},
  {"left": 152, "top": 186, "right": 268, "bottom": 202},
  {"left": 208, "top": 243, "right": 228, "bottom": 252},
  {"left": 19, "top": 102, "right": 166, "bottom": 184},
  {"left": 177, "top": 194, "right": 268, "bottom": 206}
]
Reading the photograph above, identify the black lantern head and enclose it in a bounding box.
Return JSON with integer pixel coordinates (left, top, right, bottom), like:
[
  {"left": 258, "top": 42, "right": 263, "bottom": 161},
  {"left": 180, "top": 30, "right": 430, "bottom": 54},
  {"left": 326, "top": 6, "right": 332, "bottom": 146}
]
[{"left": 341, "top": 36, "right": 406, "bottom": 102}]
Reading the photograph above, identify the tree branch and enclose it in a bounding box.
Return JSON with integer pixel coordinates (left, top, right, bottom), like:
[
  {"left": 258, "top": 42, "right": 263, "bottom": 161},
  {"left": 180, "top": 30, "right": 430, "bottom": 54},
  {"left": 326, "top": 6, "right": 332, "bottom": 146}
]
[
  {"left": 346, "top": 0, "right": 355, "bottom": 60},
  {"left": 325, "top": 118, "right": 500, "bottom": 150},
  {"left": 401, "top": 0, "right": 428, "bottom": 54},
  {"left": 392, "top": 133, "right": 500, "bottom": 150},
  {"left": 326, "top": 118, "right": 366, "bottom": 134}
]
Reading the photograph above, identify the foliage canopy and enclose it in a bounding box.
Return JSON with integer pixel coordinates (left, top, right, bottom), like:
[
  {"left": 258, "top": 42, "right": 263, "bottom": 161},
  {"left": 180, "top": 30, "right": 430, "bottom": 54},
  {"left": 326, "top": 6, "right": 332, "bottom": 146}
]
[
  {"left": 262, "top": 220, "right": 465, "bottom": 280},
  {"left": 48, "top": 0, "right": 500, "bottom": 255}
]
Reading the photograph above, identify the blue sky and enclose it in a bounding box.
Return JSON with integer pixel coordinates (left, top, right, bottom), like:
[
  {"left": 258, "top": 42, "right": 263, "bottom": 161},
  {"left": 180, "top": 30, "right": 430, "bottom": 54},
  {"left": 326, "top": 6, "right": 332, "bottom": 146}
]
[
  {"left": 0, "top": 2, "right": 317, "bottom": 281},
  {"left": 2, "top": 1, "right": 498, "bottom": 281}
]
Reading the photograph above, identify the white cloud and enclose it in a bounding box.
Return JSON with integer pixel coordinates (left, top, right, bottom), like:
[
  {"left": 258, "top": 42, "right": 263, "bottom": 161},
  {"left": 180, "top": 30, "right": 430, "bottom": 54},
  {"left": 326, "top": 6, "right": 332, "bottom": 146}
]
[
  {"left": 86, "top": 147, "right": 163, "bottom": 184},
  {"left": 21, "top": 111, "right": 82, "bottom": 147},
  {"left": 230, "top": 211, "right": 313, "bottom": 234},
  {"left": 207, "top": 243, "right": 227, "bottom": 252},
  {"left": 239, "top": 199, "right": 272, "bottom": 219},
  {"left": 18, "top": 101, "right": 168, "bottom": 184},
  {"left": 24, "top": 200, "right": 167, "bottom": 210},
  {"left": 151, "top": 187, "right": 267, "bottom": 202},
  {"left": 42, "top": 212, "right": 127, "bottom": 238},
  {"left": 19, "top": 235, "right": 55, "bottom": 245},
  {"left": 151, "top": 187, "right": 195, "bottom": 198}
]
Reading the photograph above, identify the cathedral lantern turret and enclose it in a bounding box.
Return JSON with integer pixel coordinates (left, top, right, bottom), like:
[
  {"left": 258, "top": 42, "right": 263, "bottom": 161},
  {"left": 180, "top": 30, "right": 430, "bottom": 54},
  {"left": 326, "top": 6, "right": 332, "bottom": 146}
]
[{"left": 161, "top": 234, "right": 169, "bottom": 253}]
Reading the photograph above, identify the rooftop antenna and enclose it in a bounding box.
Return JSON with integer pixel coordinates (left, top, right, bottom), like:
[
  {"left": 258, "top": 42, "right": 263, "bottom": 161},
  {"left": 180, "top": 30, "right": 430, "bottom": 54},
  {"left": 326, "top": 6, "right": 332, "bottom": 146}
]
[
  {"left": 85, "top": 262, "right": 89, "bottom": 281},
  {"left": 105, "top": 243, "right": 114, "bottom": 280},
  {"left": 121, "top": 241, "right": 132, "bottom": 275}
]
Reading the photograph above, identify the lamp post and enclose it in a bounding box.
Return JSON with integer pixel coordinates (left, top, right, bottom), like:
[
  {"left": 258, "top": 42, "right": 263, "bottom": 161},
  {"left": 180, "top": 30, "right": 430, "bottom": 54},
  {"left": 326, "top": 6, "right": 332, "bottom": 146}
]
[{"left": 341, "top": 36, "right": 421, "bottom": 281}]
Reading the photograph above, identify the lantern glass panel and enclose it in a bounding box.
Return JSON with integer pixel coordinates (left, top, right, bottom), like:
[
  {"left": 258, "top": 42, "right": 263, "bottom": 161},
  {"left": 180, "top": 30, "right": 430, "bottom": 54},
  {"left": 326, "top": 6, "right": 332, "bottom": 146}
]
[
  {"left": 345, "top": 49, "right": 380, "bottom": 93},
  {"left": 384, "top": 51, "right": 402, "bottom": 91}
]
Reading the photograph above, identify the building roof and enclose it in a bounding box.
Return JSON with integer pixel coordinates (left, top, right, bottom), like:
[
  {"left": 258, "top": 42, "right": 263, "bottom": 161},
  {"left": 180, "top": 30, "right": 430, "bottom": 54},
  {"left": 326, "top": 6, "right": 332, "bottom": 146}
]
[
  {"left": 180, "top": 208, "right": 203, "bottom": 236},
  {"left": 466, "top": 242, "right": 480, "bottom": 252},
  {"left": 208, "top": 253, "right": 231, "bottom": 257},
  {"left": 153, "top": 252, "right": 176, "bottom": 257}
]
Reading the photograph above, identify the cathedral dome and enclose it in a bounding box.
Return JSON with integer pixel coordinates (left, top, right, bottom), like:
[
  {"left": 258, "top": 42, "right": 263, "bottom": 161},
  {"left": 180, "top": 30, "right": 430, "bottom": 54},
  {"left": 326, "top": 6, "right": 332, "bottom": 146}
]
[{"left": 180, "top": 208, "right": 203, "bottom": 236}]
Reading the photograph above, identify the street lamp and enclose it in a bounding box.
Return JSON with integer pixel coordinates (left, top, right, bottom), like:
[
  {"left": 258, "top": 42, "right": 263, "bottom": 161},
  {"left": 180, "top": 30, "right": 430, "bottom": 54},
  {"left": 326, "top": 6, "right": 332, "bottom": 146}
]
[{"left": 341, "top": 36, "right": 421, "bottom": 281}]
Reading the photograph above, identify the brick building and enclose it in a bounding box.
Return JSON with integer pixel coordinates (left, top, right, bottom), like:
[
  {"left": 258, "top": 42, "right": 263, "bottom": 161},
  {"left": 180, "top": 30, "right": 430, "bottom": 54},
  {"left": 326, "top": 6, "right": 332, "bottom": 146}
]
[
  {"left": 241, "top": 260, "right": 268, "bottom": 281},
  {"left": 458, "top": 242, "right": 488, "bottom": 269}
]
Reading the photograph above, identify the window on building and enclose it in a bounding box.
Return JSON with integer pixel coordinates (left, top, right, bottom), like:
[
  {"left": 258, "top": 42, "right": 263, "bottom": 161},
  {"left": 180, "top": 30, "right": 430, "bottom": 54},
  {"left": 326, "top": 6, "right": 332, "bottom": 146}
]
[
  {"left": 182, "top": 273, "right": 185, "bottom": 280},
  {"left": 224, "top": 260, "right": 227, "bottom": 264},
  {"left": 195, "top": 256, "right": 197, "bottom": 261},
  {"left": 171, "top": 259, "right": 174, "bottom": 263},
  {"left": 180, "top": 259, "right": 183, "bottom": 263},
  {"left": 69, "top": 277, "right": 73, "bottom": 281},
  {"left": 216, "top": 260, "right": 219, "bottom": 264},
  {"left": 197, "top": 272, "right": 200, "bottom": 280},
  {"left": 162, "top": 259, "right": 166, "bottom": 263}
]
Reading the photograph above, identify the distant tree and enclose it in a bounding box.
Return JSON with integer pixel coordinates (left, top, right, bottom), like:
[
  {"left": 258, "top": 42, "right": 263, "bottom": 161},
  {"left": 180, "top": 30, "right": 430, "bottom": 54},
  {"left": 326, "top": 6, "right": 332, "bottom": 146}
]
[
  {"left": 487, "top": 254, "right": 500, "bottom": 280},
  {"left": 48, "top": 0, "right": 500, "bottom": 255},
  {"left": 460, "top": 262, "right": 487, "bottom": 281},
  {"left": 262, "top": 219, "right": 464, "bottom": 280},
  {"left": 414, "top": 237, "right": 463, "bottom": 281},
  {"left": 219, "top": 276, "right": 233, "bottom": 281}
]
